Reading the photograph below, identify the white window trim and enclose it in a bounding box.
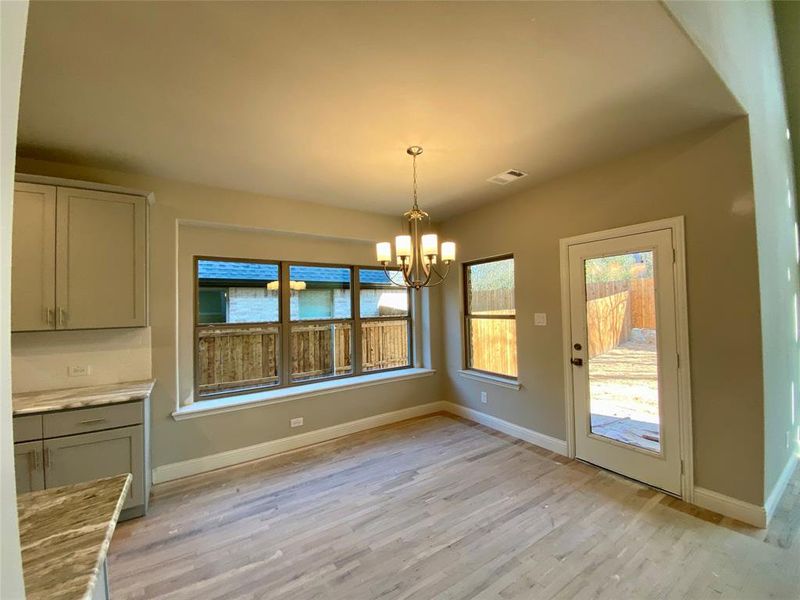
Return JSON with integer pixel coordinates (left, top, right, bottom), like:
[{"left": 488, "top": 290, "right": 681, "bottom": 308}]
[
  {"left": 458, "top": 369, "right": 521, "bottom": 390},
  {"left": 173, "top": 367, "right": 435, "bottom": 420}
]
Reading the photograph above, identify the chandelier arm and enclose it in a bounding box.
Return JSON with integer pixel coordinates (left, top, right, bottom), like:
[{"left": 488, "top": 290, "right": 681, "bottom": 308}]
[
  {"left": 429, "top": 260, "right": 451, "bottom": 281},
  {"left": 382, "top": 264, "right": 406, "bottom": 288},
  {"left": 419, "top": 260, "right": 435, "bottom": 288}
]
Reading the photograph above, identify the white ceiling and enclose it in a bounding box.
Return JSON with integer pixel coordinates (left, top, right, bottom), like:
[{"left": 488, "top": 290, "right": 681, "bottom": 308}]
[{"left": 17, "top": 1, "right": 741, "bottom": 219}]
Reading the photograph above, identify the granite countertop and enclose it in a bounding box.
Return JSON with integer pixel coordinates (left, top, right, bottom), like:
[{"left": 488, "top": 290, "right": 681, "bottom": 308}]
[
  {"left": 17, "top": 474, "right": 132, "bottom": 600},
  {"left": 12, "top": 380, "right": 155, "bottom": 415}
]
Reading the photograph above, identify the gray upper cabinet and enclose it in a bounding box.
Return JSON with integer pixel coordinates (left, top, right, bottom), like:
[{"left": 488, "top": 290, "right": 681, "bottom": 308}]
[
  {"left": 11, "top": 182, "right": 148, "bottom": 331},
  {"left": 11, "top": 183, "right": 56, "bottom": 331}
]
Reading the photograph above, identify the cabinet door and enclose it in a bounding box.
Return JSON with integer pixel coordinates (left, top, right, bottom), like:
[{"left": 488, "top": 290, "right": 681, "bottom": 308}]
[
  {"left": 44, "top": 425, "right": 144, "bottom": 510},
  {"left": 12, "top": 183, "right": 56, "bottom": 332},
  {"left": 55, "top": 187, "right": 147, "bottom": 329},
  {"left": 15, "top": 441, "right": 45, "bottom": 494}
]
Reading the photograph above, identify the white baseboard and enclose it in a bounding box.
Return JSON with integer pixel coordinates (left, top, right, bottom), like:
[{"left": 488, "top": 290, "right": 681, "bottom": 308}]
[
  {"left": 152, "top": 401, "right": 447, "bottom": 484},
  {"left": 693, "top": 487, "right": 766, "bottom": 528},
  {"left": 443, "top": 401, "right": 569, "bottom": 456},
  {"left": 765, "top": 452, "right": 798, "bottom": 524}
]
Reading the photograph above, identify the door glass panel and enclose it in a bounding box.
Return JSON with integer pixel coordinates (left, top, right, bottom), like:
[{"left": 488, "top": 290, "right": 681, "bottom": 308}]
[{"left": 584, "top": 251, "right": 660, "bottom": 452}]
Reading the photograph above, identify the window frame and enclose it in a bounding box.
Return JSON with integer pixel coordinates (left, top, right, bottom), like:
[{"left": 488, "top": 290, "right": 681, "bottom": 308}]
[
  {"left": 193, "top": 256, "right": 413, "bottom": 401},
  {"left": 462, "top": 254, "right": 518, "bottom": 380}
]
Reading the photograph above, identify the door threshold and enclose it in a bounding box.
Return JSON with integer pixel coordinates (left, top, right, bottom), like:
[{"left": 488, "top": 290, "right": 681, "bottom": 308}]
[{"left": 575, "top": 458, "right": 681, "bottom": 499}]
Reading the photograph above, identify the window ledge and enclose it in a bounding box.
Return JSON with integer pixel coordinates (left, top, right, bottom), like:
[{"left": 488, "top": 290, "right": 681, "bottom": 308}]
[
  {"left": 172, "top": 368, "right": 436, "bottom": 421},
  {"left": 457, "top": 370, "right": 521, "bottom": 390}
]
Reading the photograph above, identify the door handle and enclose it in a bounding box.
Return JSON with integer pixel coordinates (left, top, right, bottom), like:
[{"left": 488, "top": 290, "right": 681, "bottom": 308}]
[{"left": 570, "top": 357, "right": 584, "bottom": 367}]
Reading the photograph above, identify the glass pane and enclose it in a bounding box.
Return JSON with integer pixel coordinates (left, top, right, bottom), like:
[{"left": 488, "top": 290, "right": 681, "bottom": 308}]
[
  {"left": 290, "top": 322, "right": 353, "bottom": 382},
  {"left": 197, "top": 259, "right": 279, "bottom": 324},
  {"left": 359, "top": 269, "right": 409, "bottom": 318},
  {"left": 466, "top": 258, "right": 515, "bottom": 315},
  {"left": 585, "top": 251, "right": 660, "bottom": 452},
  {"left": 361, "top": 319, "right": 410, "bottom": 372},
  {"left": 290, "top": 265, "right": 351, "bottom": 321},
  {"left": 197, "top": 325, "right": 280, "bottom": 397},
  {"left": 468, "top": 318, "right": 518, "bottom": 377}
]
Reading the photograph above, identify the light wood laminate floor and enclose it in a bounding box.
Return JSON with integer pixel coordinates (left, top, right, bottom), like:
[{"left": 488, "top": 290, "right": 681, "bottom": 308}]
[{"left": 108, "top": 415, "right": 800, "bottom": 599}]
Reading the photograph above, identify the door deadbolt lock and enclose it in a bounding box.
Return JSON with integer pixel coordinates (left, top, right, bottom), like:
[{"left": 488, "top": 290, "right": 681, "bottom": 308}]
[{"left": 573, "top": 343, "right": 582, "bottom": 351}]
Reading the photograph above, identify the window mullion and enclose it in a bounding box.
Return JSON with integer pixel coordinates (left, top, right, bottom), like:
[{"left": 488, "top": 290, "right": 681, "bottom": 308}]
[
  {"left": 352, "top": 266, "right": 362, "bottom": 376},
  {"left": 280, "top": 261, "right": 291, "bottom": 387}
]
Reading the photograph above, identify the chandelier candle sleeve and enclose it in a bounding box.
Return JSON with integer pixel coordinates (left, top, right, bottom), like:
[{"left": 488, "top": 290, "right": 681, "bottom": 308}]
[
  {"left": 421, "top": 234, "right": 439, "bottom": 256},
  {"left": 376, "top": 242, "right": 392, "bottom": 263},
  {"left": 395, "top": 235, "right": 412, "bottom": 258},
  {"left": 441, "top": 242, "right": 456, "bottom": 263}
]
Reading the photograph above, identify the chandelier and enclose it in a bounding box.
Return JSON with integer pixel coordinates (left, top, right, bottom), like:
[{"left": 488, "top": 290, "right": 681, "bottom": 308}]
[{"left": 376, "top": 146, "right": 456, "bottom": 289}]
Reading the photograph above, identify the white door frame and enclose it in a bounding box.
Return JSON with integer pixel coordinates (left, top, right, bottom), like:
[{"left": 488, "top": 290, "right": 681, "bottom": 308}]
[{"left": 559, "top": 216, "right": 694, "bottom": 502}]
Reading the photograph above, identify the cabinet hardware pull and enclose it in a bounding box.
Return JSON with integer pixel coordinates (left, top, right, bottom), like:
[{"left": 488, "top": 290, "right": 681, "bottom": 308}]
[
  {"left": 57, "top": 307, "right": 67, "bottom": 327},
  {"left": 78, "top": 418, "right": 107, "bottom": 425},
  {"left": 32, "top": 449, "right": 41, "bottom": 471},
  {"left": 44, "top": 447, "right": 52, "bottom": 468},
  {"left": 43, "top": 308, "right": 55, "bottom": 325}
]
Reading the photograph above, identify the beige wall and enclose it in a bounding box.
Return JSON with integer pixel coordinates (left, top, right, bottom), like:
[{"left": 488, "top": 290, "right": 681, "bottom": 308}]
[
  {"left": 666, "top": 0, "right": 800, "bottom": 502},
  {"left": 2, "top": 2, "right": 29, "bottom": 597},
  {"left": 14, "top": 156, "right": 443, "bottom": 469},
  {"left": 775, "top": 0, "right": 800, "bottom": 209},
  {"left": 441, "top": 119, "right": 766, "bottom": 504},
  {"left": 11, "top": 328, "right": 152, "bottom": 393}
]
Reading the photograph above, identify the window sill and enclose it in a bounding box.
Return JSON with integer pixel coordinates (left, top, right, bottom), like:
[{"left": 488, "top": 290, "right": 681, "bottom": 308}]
[
  {"left": 172, "top": 368, "right": 436, "bottom": 420},
  {"left": 457, "top": 370, "right": 521, "bottom": 390}
]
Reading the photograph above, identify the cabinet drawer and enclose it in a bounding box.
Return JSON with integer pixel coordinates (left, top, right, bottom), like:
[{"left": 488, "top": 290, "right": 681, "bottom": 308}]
[
  {"left": 14, "top": 415, "right": 43, "bottom": 442},
  {"left": 43, "top": 402, "right": 143, "bottom": 437}
]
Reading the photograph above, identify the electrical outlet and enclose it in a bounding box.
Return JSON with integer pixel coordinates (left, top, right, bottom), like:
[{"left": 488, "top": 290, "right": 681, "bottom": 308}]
[
  {"left": 534, "top": 313, "right": 548, "bottom": 326},
  {"left": 290, "top": 417, "right": 304, "bottom": 428},
  {"left": 68, "top": 365, "right": 91, "bottom": 377},
  {"left": 480, "top": 391, "right": 488, "bottom": 404}
]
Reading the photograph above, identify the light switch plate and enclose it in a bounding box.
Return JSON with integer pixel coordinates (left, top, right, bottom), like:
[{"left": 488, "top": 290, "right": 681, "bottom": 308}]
[
  {"left": 534, "top": 313, "right": 547, "bottom": 326},
  {"left": 290, "top": 417, "right": 304, "bottom": 428}
]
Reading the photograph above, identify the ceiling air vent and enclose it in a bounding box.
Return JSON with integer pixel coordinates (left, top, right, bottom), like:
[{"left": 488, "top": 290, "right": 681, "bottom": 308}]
[{"left": 487, "top": 169, "right": 528, "bottom": 185}]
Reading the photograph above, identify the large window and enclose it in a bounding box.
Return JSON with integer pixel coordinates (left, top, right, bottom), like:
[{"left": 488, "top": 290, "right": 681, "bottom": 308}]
[
  {"left": 195, "top": 258, "right": 412, "bottom": 399},
  {"left": 464, "top": 255, "right": 518, "bottom": 378}
]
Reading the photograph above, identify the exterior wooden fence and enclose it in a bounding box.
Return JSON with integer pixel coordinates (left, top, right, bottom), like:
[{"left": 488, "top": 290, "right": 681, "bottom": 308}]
[
  {"left": 585, "top": 278, "right": 655, "bottom": 358},
  {"left": 290, "top": 323, "right": 353, "bottom": 382},
  {"left": 362, "top": 319, "right": 409, "bottom": 372},
  {"left": 197, "top": 325, "right": 280, "bottom": 396},
  {"left": 197, "top": 319, "right": 409, "bottom": 396},
  {"left": 468, "top": 318, "right": 518, "bottom": 378}
]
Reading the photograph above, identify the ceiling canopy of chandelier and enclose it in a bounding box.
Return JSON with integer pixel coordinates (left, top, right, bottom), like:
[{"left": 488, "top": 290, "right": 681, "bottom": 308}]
[{"left": 376, "top": 146, "right": 456, "bottom": 289}]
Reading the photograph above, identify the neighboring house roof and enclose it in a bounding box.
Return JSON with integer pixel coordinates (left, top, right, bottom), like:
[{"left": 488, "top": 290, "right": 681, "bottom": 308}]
[{"left": 197, "top": 260, "right": 396, "bottom": 285}]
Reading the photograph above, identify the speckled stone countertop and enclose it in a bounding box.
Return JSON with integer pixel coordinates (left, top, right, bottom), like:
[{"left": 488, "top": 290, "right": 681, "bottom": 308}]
[
  {"left": 12, "top": 380, "right": 155, "bottom": 415},
  {"left": 17, "top": 474, "right": 132, "bottom": 600}
]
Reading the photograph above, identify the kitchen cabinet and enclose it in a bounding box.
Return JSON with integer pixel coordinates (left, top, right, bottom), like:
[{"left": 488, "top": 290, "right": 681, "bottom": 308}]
[
  {"left": 11, "top": 183, "right": 56, "bottom": 331},
  {"left": 13, "top": 397, "right": 150, "bottom": 520},
  {"left": 11, "top": 182, "right": 148, "bottom": 331},
  {"left": 14, "top": 441, "right": 45, "bottom": 494},
  {"left": 44, "top": 425, "right": 144, "bottom": 510}
]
